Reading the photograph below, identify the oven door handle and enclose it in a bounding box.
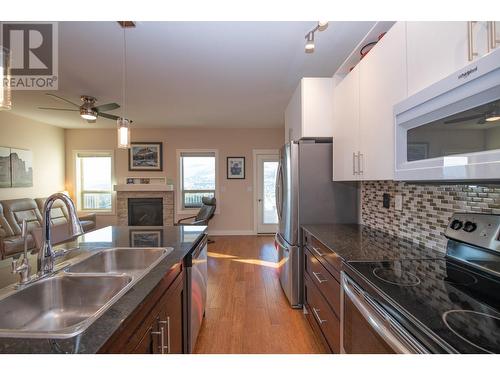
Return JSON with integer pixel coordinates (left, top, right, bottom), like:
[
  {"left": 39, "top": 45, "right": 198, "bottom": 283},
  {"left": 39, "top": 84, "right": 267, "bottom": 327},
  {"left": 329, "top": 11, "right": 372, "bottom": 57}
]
[{"left": 341, "top": 274, "right": 428, "bottom": 354}]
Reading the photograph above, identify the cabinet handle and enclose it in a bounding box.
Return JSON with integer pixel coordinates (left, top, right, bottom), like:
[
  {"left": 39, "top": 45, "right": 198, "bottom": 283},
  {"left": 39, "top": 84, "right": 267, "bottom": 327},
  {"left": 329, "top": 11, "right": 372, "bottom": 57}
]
[
  {"left": 312, "top": 271, "right": 328, "bottom": 284},
  {"left": 312, "top": 307, "right": 327, "bottom": 324},
  {"left": 158, "top": 320, "right": 170, "bottom": 354},
  {"left": 488, "top": 21, "right": 499, "bottom": 50},
  {"left": 310, "top": 246, "right": 324, "bottom": 258},
  {"left": 468, "top": 21, "right": 478, "bottom": 61},
  {"left": 167, "top": 317, "right": 171, "bottom": 354},
  {"left": 352, "top": 152, "right": 357, "bottom": 175},
  {"left": 358, "top": 152, "right": 364, "bottom": 175},
  {"left": 151, "top": 329, "right": 162, "bottom": 354},
  {"left": 495, "top": 21, "right": 500, "bottom": 46}
]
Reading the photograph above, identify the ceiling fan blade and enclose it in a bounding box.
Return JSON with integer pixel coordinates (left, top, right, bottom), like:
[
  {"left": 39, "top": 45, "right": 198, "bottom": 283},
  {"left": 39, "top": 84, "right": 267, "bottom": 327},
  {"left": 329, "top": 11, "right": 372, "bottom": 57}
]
[
  {"left": 45, "top": 93, "right": 80, "bottom": 108},
  {"left": 99, "top": 112, "right": 120, "bottom": 121},
  {"left": 38, "top": 106, "right": 79, "bottom": 111},
  {"left": 444, "top": 114, "right": 485, "bottom": 124},
  {"left": 94, "top": 102, "right": 120, "bottom": 112},
  {"left": 477, "top": 118, "right": 486, "bottom": 125}
]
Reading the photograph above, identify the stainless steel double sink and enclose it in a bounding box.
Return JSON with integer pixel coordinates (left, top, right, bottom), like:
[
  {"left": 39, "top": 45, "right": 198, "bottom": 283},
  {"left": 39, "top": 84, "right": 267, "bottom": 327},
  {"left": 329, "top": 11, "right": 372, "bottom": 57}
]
[{"left": 0, "top": 247, "right": 173, "bottom": 339}]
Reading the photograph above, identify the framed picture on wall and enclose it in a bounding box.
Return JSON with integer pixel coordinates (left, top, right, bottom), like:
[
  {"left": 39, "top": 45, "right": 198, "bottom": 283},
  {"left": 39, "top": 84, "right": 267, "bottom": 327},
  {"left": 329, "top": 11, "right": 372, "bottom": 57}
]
[
  {"left": 129, "top": 142, "right": 163, "bottom": 171},
  {"left": 10, "top": 148, "right": 33, "bottom": 187},
  {"left": 227, "top": 156, "right": 245, "bottom": 179},
  {"left": 0, "top": 147, "right": 11, "bottom": 188}
]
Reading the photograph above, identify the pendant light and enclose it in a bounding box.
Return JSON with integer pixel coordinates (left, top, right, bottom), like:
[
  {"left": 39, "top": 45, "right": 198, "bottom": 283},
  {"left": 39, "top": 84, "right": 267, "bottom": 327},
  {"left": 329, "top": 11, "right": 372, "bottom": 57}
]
[
  {"left": 0, "top": 47, "right": 12, "bottom": 110},
  {"left": 117, "top": 24, "right": 131, "bottom": 149}
]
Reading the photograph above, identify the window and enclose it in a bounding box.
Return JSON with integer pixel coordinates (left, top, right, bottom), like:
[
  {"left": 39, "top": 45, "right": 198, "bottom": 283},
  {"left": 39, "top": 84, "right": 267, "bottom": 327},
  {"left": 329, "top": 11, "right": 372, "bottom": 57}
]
[
  {"left": 75, "top": 151, "right": 114, "bottom": 212},
  {"left": 179, "top": 151, "right": 217, "bottom": 210}
]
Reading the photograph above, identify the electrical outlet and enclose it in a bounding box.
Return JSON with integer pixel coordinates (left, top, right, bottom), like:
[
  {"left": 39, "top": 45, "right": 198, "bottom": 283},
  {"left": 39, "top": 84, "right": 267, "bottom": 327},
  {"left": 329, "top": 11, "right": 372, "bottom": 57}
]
[
  {"left": 395, "top": 194, "right": 403, "bottom": 211},
  {"left": 383, "top": 193, "right": 390, "bottom": 209}
]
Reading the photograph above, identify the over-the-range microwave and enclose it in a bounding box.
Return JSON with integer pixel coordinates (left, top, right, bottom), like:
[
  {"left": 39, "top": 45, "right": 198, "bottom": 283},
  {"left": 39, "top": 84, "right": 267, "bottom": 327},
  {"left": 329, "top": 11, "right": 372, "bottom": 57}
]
[{"left": 395, "top": 48, "right": 500, "bottom": 181}]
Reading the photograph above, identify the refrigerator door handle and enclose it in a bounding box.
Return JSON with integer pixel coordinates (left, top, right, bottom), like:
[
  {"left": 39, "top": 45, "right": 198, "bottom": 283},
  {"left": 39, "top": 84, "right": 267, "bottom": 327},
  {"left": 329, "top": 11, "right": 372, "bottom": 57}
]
[{"left": 275, "top": 162, "right": 283, "bottom": 222}]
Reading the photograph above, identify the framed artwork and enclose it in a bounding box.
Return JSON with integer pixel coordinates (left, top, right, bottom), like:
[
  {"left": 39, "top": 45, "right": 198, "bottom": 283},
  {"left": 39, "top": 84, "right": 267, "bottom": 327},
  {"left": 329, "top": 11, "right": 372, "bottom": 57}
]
[
  {"left": 0, "top": 147, "right": 11, "bottom": 188},
  {"left": 129, "top": 230, "right": 163, "bottom": 248},
  {"left": 227, "top": 156, "right": 245, "bottom": 179},
  {"left": 10, "top": 148, "right": 33, "bottom": 187},
  {"left": 0, "top": 147, "right": 33, "bottom": 188},
  {"left": 129, "top": 142, "right": 163, "bottom": 171}
]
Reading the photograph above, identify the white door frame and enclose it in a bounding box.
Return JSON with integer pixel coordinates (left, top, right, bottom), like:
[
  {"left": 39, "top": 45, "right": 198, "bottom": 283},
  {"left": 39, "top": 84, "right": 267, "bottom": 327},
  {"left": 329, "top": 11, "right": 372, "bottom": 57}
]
[{"left": 253, "top": 149, "right": 279, "bottom": 234}]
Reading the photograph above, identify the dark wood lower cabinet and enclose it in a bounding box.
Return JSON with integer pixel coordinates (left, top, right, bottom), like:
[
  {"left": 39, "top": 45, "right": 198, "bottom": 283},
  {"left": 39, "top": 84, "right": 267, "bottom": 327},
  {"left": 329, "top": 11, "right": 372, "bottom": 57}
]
[
  {"left": 99, "top": 263, "right": 184, "bottom": 354},
  {"left": 303, "top": 229, "right": 342, "bottom": 354}
]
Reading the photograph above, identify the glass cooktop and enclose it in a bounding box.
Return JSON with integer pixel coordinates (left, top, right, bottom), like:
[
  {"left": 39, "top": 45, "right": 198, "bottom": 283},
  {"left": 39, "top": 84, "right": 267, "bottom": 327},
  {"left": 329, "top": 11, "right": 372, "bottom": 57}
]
[{"left": 347, "top": 258, "right": 500, "bottom": 353}]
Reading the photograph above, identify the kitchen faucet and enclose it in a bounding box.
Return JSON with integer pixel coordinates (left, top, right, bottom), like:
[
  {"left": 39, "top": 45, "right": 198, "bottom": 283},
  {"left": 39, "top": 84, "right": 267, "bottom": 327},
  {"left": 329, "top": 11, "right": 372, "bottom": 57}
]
[
  {"left": 38, "top": 193, "right": 84, "bottom": 276},
  {"left": 11, "top": 219, "right": 31, "bottom": 284}
]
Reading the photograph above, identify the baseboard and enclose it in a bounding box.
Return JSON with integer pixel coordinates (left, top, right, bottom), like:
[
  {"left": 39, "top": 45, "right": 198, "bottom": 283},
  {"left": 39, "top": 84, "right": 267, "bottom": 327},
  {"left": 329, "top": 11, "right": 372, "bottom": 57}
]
[{"left": 208, "top": 230, "right": 256, "bottom": 236}]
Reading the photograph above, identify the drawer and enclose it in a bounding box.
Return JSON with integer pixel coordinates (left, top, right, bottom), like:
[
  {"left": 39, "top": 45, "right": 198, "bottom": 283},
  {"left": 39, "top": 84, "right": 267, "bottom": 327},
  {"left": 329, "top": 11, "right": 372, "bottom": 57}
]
[
  {"left": 304, "top": 273, "right": 340, "bottom": 353},
  {"left": 303, "top": 230, "right": 342, "bottom": 277},
  {"left": 304, "top": 247, "right": 341, "bottom": 318}
]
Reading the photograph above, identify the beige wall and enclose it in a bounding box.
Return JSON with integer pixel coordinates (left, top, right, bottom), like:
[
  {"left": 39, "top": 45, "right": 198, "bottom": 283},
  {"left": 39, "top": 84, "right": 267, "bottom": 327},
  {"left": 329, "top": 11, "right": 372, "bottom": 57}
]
[
  {"left": 0, "top": 111, "right": 65, "bottom": 200},
  {"left": 65, "top": 127, "right": 284, "bottom": 233}
]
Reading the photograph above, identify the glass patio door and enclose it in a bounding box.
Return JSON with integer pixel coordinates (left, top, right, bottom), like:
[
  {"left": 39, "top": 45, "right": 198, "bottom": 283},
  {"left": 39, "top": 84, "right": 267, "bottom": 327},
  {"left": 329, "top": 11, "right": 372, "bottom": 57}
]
[{"left": 256, "top": 153, "right": 279, "bottom": 234}]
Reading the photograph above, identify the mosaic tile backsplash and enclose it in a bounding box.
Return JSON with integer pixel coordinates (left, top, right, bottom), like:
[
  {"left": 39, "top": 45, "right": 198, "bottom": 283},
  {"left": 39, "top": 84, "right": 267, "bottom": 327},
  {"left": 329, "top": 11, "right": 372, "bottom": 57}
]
[{"left": 361, "top": 181, "right": 500, "bottom": 253}]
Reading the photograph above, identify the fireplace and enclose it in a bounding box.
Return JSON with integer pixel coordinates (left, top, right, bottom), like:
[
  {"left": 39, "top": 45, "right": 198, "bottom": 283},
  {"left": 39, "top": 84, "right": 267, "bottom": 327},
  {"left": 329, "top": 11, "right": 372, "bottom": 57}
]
[{"left": 128, "top": 198, "right": 163, "bottom": 226}]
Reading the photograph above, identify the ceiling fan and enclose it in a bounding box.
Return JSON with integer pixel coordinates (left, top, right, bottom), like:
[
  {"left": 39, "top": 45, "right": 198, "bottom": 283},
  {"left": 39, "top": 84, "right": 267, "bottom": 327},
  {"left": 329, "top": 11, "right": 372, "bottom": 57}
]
[
  {"left": 444, "top": 104, "right": 500, "bottom": 125},
  {"left": 38, "top": 94, "right": 120, "bottom": 123}
]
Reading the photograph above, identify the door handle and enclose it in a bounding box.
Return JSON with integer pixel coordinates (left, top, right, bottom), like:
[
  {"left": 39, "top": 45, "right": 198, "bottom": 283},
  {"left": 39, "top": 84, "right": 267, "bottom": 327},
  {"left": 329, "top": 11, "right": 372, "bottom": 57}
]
[{"left": 275, "top": 163, "right": 283, "bottom": 222}]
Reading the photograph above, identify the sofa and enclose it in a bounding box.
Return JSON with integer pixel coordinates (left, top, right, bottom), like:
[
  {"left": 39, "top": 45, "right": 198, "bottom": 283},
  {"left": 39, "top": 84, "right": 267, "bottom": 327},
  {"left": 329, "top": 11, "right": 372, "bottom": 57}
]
[{"left": 0, "top": 197, "right": 96, "bottom": 259}]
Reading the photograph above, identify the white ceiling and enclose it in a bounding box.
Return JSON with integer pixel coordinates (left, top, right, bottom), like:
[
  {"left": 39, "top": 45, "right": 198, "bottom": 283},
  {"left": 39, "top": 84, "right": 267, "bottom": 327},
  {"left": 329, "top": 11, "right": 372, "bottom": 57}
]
[{"left": 10, "top": 21, "right": 375, "bottom": 129}]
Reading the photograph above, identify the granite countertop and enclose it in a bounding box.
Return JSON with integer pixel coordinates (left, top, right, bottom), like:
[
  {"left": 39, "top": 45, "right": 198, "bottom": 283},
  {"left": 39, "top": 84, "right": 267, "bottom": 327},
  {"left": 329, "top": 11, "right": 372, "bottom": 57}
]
[
  {"left": 302, "top": 223, "right": 444, "bottom": 264},
  {"left": 0, "top": 225, "right": 207, "bottom": 353}
]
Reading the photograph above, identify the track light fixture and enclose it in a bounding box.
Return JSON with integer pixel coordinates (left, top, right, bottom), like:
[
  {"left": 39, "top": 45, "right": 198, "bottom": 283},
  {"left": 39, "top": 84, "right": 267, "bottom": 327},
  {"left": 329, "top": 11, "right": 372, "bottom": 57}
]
[
  {"left": 305, "top": 32, "right": 315, "bottom": 53},
  {"left": 304, "top": 21, "right": 329, "bottom": 53}
]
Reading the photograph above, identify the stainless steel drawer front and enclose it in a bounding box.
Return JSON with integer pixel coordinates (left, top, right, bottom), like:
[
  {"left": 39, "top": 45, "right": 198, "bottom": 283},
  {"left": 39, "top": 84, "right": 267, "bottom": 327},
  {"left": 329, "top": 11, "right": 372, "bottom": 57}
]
[{"left": 341, "top": 272, "right": 429, "bottom": 354}]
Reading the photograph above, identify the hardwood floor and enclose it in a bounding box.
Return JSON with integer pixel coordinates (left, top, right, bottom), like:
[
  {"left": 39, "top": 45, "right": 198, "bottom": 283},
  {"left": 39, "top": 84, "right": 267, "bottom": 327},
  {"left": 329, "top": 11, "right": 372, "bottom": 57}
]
[{"left": 194, "top": 235, "right": 325, "bottom": 354}]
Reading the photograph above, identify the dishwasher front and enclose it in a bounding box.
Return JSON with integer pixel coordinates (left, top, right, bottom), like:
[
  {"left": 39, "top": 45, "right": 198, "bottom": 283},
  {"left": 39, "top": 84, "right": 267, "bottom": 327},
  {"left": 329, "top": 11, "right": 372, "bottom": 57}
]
[{"left": 184, "top": 234, "right": 208, "bottom": 353}]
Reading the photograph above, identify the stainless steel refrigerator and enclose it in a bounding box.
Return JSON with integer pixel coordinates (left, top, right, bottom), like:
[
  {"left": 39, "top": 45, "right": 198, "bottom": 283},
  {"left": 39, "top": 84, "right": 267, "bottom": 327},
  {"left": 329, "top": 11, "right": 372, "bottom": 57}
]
[{"left": 274, "top": 139, "right": 359, "bottom": 308}]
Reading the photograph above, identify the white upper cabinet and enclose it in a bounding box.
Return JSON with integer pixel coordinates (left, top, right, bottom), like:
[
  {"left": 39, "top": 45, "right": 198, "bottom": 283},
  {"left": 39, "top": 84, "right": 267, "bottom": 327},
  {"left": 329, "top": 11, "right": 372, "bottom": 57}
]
[
  {"left": 406, "top": 21, "right": 492, "bottom": 96},
  {"left": 332, "top": 67, "right": 360, "bottom": 181},
  {"left": 332, "top": 22, "right": 407, "bottom": 181},
  {"left": 359, "top": 21, "right": 407, "bottom": 180},
  {"left": 285, "top": 77, "right": 334, "bottom": 142}
]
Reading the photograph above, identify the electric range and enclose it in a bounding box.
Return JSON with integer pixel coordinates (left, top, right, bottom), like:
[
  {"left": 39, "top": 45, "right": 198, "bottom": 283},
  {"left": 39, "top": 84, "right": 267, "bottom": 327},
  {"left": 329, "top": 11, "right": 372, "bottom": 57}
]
[{"left": 342, "top": 213, "right": 500, "bottom": 354}]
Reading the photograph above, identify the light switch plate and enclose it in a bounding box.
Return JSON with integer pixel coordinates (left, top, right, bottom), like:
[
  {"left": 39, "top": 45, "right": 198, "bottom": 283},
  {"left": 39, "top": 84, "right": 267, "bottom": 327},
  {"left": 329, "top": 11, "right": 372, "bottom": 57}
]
[{"left": 395, "top": 194, "right": 403, "bottom": 211}]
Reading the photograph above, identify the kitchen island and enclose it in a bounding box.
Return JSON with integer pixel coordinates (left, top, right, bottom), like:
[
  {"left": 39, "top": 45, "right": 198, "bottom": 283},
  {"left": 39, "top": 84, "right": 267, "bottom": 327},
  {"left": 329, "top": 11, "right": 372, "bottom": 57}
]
[{"left": 0, "top": 225, "right": 207, "bottom": 354}]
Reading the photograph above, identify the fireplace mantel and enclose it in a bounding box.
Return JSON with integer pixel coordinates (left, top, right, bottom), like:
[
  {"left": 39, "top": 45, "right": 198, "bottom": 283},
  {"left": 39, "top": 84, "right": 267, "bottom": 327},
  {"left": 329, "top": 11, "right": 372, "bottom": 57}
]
[
  {"left": 116, "top": 190, "right": 174, "bottom": 227},
  {"left": 114, "top": 184, "right": 174, "bottom": 192}
]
